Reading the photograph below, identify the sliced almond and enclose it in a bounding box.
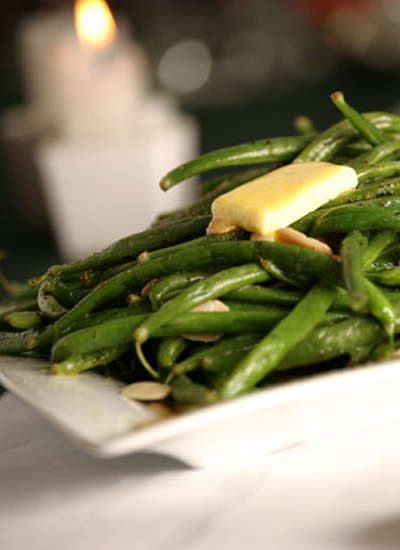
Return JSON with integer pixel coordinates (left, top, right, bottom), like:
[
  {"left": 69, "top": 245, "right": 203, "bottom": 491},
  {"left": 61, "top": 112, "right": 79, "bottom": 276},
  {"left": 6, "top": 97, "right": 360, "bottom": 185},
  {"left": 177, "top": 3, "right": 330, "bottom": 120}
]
[
  {"left": 184, "top": 299, "right": 230, "bottom": 342},
  {"left": 122, "top": 381, "right": 171, "bottom": 402},
  {"left": 274, "top": 227, "right": 333, "bottom": 257},
  {"left": 206, "top": 218, "right": 239, "bottom": 235},
  {"left": 191, "top": 299, "right": 230, "bottom": 313},
  {"left": 250, "top": 233, "right": 274, "bottom": 241},
  {"left": 140, "top": 278, "right": 163, "bottom": 298}
]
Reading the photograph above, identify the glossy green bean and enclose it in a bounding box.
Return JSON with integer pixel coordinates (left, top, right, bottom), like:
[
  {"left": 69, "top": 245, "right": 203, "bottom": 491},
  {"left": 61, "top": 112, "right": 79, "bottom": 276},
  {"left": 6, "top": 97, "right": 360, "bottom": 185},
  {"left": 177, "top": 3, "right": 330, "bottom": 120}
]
[
  {"left": 160, "top": 135, "right": 313, "bottom": 190},
  {"left": 219, "top": 280, "right": 338, "bottom": 400},
  {"left": 37, "top": 277, "right": 68, "bottom": 319},
  {"left": 278, "top": 315, "right": 382, "bottom": 370},
  {"left": 310, "top": 201, "right": 400, "bottom": 236},
  {"left": 157, "top": 337, "right": 188, "bottom": 369},
  {"left": 28, "top": 240, "right": 342, "bottom": 351},
  {"left": 135, "top": 263, "right": 270, "bottom": 345},
  {"left": 4, "top": 311, "right": 42, "bottom": 329},
  {"left": 294, "top": 112, "right": 400, "bottom": 163},
  {"left": 0, "top": 331, "right": 31, "bottom": 355},
  {"left": 51, "top": 308, "right": 290, "bottom": 363},
  {"left": 148, "top": 270, "right": 211, "bottom": 309},
  {"left": 51, "top": 344, "right": 130, "bottom": 375},
  {"left": 362, "top": 232, "right": 399, "bottom": 268},
  {"left": 46, "top": 214, "right": 212, "bottom": 277},
  {"left": 331, "top": 92, "right": 386, "bottom": 145},
  {"left": 341, "top": 230, "right": 369, "bottom": 312},
  {"left": 356, "top": 161, "right": 400, "bottom": 184}
]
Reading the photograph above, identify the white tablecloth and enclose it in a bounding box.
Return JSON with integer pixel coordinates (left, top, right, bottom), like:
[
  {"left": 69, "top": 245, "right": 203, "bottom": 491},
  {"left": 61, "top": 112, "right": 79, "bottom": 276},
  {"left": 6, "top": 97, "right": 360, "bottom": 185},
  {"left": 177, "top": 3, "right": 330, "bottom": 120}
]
[{"left": 2, "top": 393, "right": 400, "bottom": 550}]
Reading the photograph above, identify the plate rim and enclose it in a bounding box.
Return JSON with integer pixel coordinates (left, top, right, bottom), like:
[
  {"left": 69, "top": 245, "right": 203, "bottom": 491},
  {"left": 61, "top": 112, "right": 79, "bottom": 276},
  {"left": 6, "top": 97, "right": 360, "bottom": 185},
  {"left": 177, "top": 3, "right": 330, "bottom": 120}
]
[{"left": 2, "top": 354, "right": 400, "bottom": 458}]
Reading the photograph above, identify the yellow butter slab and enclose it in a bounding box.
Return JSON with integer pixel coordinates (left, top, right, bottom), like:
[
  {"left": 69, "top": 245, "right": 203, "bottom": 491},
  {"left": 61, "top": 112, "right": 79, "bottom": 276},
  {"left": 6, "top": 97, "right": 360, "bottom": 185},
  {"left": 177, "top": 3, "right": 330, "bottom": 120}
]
[{"left": 210, "top": 162, "right": 358, "bottom": 236}]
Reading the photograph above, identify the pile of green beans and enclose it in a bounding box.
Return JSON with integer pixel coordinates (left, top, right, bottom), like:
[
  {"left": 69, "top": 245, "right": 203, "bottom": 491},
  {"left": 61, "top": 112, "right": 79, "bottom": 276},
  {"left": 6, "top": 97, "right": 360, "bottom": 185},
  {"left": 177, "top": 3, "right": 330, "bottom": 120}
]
[{"left": 4, "top": 91, "right": 400, "bottom": 410}]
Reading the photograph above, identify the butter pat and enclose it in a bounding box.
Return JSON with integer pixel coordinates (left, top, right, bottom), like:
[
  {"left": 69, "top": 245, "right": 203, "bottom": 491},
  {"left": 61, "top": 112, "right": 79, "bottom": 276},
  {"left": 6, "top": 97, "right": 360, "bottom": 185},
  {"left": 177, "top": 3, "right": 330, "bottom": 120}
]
[{"left": 209, "top": 162, "right": 358, "bottom": 235}]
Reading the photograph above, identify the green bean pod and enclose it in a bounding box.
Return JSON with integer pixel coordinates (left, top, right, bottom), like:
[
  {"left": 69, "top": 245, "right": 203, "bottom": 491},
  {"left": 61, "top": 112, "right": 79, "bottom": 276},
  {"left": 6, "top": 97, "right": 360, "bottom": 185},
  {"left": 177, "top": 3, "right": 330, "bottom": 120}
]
[
  {"left": 294, "top": 112, "right": 400, "bottom": 163},
  {"left": 157, "top": 337, "right": 188, "bottom": 369},
  {"left": 160, "top": 135, "right": 313, "bottom": 190},
  {"left": 310, "top": 201, "right": 400, "bottom": 236},
  {"left": 51, "top": 344, "right": 130, "bottom": 375},
  {"left": 46, "top": 214, "right": 212, "bottom": 277},
  {"left": 331, "top": 92, "right": 386, "bottom": 145},
  {"left": 148, "top": 270, "right": 211, "bottom": 309},
  {"left": 219, "top": 280, "right": 338, "bottom": 400},
  {"left": 4, "top": 311, "right": 42, "bottom": 329},
  {"left": 37, "top": 278, "right": 68, "bottom": 319},
  {"left": 135, "top": 263, "right": 270, "bottom": 345}
]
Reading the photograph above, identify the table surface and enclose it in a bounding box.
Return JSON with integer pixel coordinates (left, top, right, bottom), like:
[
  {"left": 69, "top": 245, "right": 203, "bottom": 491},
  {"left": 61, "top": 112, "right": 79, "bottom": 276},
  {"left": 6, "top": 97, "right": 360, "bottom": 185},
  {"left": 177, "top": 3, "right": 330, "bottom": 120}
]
[{"left": 2, "top": 392, "right": 400, "bottom": 550}]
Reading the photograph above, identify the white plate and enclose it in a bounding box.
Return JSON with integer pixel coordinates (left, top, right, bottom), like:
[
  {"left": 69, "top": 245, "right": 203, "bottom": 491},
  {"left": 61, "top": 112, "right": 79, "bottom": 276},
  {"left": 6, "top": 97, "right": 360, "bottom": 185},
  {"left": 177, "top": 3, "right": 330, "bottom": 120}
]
[{"left": 2, "top": 354, "right": 400, "bottom": 467}]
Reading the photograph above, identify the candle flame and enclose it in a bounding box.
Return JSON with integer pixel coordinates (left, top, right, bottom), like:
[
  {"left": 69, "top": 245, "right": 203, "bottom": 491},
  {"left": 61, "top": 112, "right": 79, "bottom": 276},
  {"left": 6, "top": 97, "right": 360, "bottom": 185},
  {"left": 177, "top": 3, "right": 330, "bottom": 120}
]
[{"left": 74, "top": 0, "right": 117, "bottom": 50}]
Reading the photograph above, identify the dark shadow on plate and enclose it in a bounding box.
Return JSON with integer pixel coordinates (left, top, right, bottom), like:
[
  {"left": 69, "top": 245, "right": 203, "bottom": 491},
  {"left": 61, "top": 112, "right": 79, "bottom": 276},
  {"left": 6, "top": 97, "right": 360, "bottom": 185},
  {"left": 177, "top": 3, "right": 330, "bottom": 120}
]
[
  {"left": 343, "top": 514, "right": 400, "bottom": 549},
  {"left": 0, "top": 433, "right": 190, "bottom": 513}
]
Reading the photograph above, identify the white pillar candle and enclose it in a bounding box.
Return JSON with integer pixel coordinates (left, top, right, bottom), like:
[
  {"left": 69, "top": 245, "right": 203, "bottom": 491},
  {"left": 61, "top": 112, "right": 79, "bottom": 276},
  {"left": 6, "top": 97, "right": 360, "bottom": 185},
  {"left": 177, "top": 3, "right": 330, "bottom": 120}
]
[
  {"left": 17, "top": 1, "right": 149, "bottom": 139},
  {"left": 37, "top": 100, "right": 199, "bottom": 260},
  {"left": 14, "top": 0, "right": 200, "bottom": 260}
]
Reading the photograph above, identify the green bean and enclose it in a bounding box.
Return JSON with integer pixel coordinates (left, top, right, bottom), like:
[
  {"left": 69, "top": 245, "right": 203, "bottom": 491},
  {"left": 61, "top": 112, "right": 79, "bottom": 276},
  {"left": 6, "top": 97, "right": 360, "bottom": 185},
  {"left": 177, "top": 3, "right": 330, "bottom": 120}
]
[
  {"left": 52, "top": 308, "right": 291, "bottom": 363},
  {"left": 0, "top": 253, "right": 38, "bottom": 301},
  {"left": 137, "top": 232, "right": 245, "bottom": 264},
  {"left": 51, "top": 345, "right": 130, "bottom": 375},
  {"left": 293, "top": 115, "right": 315, "bottom": 135},
  {"left": 160, "top": 135, "right": 313, "bottom": 190},
  {"left": 223, "top": 285, "right": 304, "bottom": 306},
  {"left": 4, "top": 311, "right": 42, "bottom": 329},
  {"left": 364, "top": 279, "right": 396, "bottom": 339},
  {"left": 362, "top": 232, "right": 399, "bottom": 268},
  {"left": 171, "top": 375, "right": 216, "bottom": 407},
  {"left": 37, "top": 277, "right": 68, "bottom": 319},
  {"left": 367, "top": 268, "right": 400, "bottom": 286},
  {"left": 310, "top": 201, "right": 400, "bottom": 236},
  {"left": 260, "top": 258, "right": 308, "bottom": 288},
  {"left": 219, "top": 280, "right": 338, "bottom": 399},
  {"left": 353, "top": 140, "right": 400, "bottom": 165},
  {"left": 356, "top": 161, "right": 400, "bottom": 184},
  {"left": 135, "top": 263, "right": 270, "bottom": 345},
  {"left": 331, "top": 92, "right": 386, "bottom": 145},
  {"left": 74, "top": 304, "right": 152, "bottom": 331},
  {"left": 278, "top": 315, "right": 383, "bottom": 370},
  {"left": 157, "top": 337, "right": 188, "bottom": 369},
  {"left": 148, "top": 270, "right": 211, "bottom": 309},
  {"left": 158, "top": 310, "right": 289, "bottom": 338},
  {"left": 0, "top": 298, "right": 38, "bottom": 320},
  {"left": 157, "top": 167, "right": 271, "bottom": 224},
  {"left": 341, "top": 230, "right": 369, "bottom": 312},
  {"left": 27, "top": 240, "right": 342, "bottom": 351},
  {"left": 46, "top": 214, "right": 212, "bottom": 277},
  {"left": 341, "top": 231, "right": 395, "bottom": 337},
  {"left": 173, "top": 334, "right": 261, "bottom": 377},
  {"left": 324, "top": 177, "right": 400, "bottom": 208},
  {"left": 51, "top": 314, "right": 148, "bottom": 362},
  {"left": 293, "top": 192, "right": 400, "bottom": 235},
  {"left": 0, "top": 331, "right": 31, "bottom": 355},
  {"left": 341, "top": 141, "right": 373, "bottom": 156},
  {"left": 80, "top": 260, "right": 136, "bottom": 288},
  {"left": 294, "top": 112, "right": 400, "bottom": 163},
  {"left": 53, "top": 276, "right": 88, "bottom": 306}
]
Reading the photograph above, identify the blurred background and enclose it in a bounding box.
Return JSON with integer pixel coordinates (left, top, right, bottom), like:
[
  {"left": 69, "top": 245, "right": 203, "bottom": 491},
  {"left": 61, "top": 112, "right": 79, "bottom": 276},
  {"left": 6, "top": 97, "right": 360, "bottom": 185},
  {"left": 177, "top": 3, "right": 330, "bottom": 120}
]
[{"left": 2, "top": 0, "right": 400, "bottom": 292}]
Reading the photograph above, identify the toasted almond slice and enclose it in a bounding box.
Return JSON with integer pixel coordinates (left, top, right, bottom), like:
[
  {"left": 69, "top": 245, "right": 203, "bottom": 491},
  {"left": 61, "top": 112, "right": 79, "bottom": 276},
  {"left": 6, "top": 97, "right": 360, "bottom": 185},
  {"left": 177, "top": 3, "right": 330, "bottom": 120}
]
[
  {"left": 250, "top": 233, "right": 274, "bottom": 241},
  {"left": 274, "top": 227, "right": 333, "bottom": 256},
  {"left": 184, "top": 299, "right": 230, "bottom": 342},
  {"left": 191, "top": 299, "right": 230, "bottom": 313},
  {"left": 122, "top": 381, "right": 171, "bottom": 402},
  {"left": 206, "top": 218, "right": 239, "bottom": 235},
  {"left": 140, "top": 278, "right": 163, "bottom": 298}
]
